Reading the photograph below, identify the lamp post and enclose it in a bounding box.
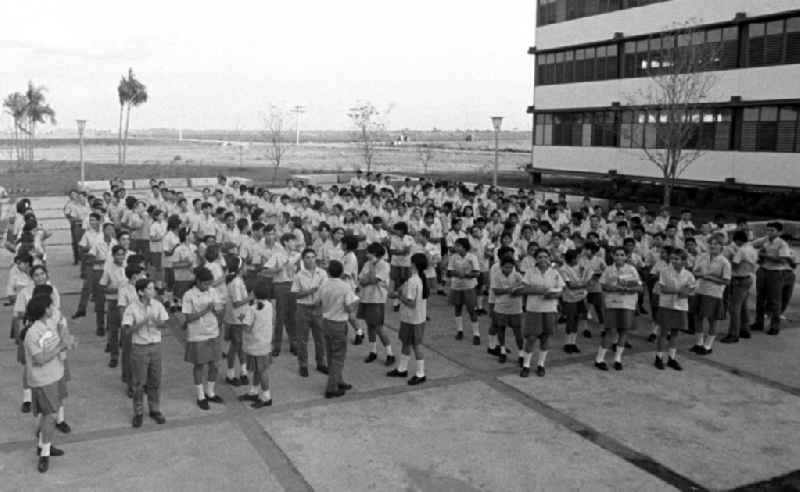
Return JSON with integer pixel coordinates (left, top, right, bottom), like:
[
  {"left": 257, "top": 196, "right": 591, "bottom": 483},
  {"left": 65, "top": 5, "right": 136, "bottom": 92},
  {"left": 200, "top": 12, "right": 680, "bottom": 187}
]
[
  {"left": 491, "top": 116, "right": 503, "bottom": 187},
  {"left": 76, "top": 120, "right": 87, "bottom": 186}
]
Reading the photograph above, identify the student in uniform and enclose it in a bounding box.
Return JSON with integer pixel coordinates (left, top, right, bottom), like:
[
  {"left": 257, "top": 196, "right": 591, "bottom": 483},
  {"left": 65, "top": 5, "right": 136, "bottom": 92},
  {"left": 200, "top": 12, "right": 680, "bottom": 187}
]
[
  {"left": 655, "top": 248, "right": 696, "bottom": 370},
  {"left": 35, "top": 284, "right": 73, "bottom": 435},
  {"left": 23, "top": 294, "right": 75, "bottom": 473},
  {"left": 583, "top": 241, "right": 606, "bottom": 338},
  {"left": 595, "top": 247, "right": 642, "bottom": 371},
  {"left": 122, "top": 279, "right": 169, "bottom": 428},
  {"left": 751, "top": 222, "right": 792, "bottom": 335},
  {"left": 447, "top": 237, "right": 481, "bottom": 343},
  {"left": 387, "top": 253, "right": 429, "bottom": 385},
  {"left": 224, "top": 256, "right": 250, "bottom": 386},
  {"left": 5, "top": 251, "right": 32, "bottom": 307},
  {"left": 264, "top": 233, "right": 301, "bottom": 357},
  {"left": 171, "top": 228, "right": 197, "bottom": 311},
  {"left": 238, "top": 283, "right": 274, "bottom": 408},
  {"left": 117, "top": 263, "right": 146, "bottom": 398},
  {"left": 559, "top": 249, "right": 591, "bottom": 354},
  {"left": 72, "top": 213, "right": 105, "bottom": 324},
  {"left": 341, "top": 235, "right": 364, "bottom": 344},
  {"left": 292, "top": 248, "right": 329, "bottom": 376},
  {"left": 490, "top": 253, "right": 525, "bottom": 364},
  {"left": 99, "top": 245, "right": 128, "bottom": 368},
  {"left": 357, "top": 242, "right": 395, "bottom": 366},
  {"left": 182, "top": 267, "right": 225, "bottom": 410},
  {"left": 519, "top": 248, "right": 564, "bottom": 377},
  {"left": 722, "top": 230, "right": 759, "bottom": 343},
  {"left": 388, "top": 222, "right": 414, "bottom": 312},
  {"left": 691, "top": 235, "right": 731, "bottom": 355},
  {"left": 318, "top": 260, "right": 359, "bottom": 399},
  {"left": 161, "top": 215, "right": 181, "bottom": 308}
]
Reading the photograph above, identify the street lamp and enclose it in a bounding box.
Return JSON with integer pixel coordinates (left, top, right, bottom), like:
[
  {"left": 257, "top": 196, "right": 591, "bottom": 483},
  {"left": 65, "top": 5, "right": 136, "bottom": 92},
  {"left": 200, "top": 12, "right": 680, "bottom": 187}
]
[
  {"left": 491, "top": 116, "right": 503, "bottom": 187},
  {"left": 76, "top": 120, "right": 87, "bottom": 186}
]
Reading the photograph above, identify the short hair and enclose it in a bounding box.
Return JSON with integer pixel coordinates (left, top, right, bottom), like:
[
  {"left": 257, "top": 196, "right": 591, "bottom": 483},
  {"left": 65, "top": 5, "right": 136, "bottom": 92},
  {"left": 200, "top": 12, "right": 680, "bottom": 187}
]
[
  {"left": 766, "top": 221, "right": 783, "bottom": 231},
  {"left": 301, "top": 247, "right": 316, "bottom": 258},
  {"left": 112, "top": 245, "right": 126, "bottom": 256},
  {"left": 327, "top": 260, "right": 343, "bottom": 278},
  {"left": 125, "top": 264, "right": 144, "bottom": 279},
  {"left": 134, "top": 278, "right": 152, "bottom": 294},
  {"left": 732, "top": 230, "right": 748, "bottom": 243},
  {"left": 366, "top": 242, "right": 386, "bottom": 258}
]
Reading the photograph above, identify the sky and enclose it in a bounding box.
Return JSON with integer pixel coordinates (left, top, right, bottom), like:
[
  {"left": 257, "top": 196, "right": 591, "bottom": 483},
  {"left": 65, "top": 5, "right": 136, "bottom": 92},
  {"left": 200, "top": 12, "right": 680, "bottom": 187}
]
[{"left": 0, "top": 0, "right": 535, "bottom": 133}]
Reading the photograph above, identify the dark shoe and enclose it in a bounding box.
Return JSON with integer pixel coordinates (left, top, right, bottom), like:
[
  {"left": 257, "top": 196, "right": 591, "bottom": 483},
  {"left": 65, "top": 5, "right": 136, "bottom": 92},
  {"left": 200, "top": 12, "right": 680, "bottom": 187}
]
[
  {"left": 316, "top": 365, "right": 329, "bottom": 375},
  {"left": 132, "top": 414, "right": 143, "bottom": 428},
  {"left": 518, "top": 356, "right": 524, "bottom": 368},
  {"left": 701, "top": 347, "right": 712, "bottom": 355},
  {"left": 251, "top": 398, "right": 273, "bottom": 409},
  {"left": 289, "top": 345, "right": 298, "bottom": 356},
  {"left": 582, "top": 329, "right": 592, "bottom": 338},
  {"left": 104, "top": 343, "right": 110, "bottom": 353},
  {"left": 476, "top": 308, "right": 487, "bottom": 316},
  {"left": 72, "top": 310, "right": 86, "bottom": 319},
  {"left": 393, "top": 305, "right": 400, "bottom": 312},
  {"left": 487, "top": 346, "right": 501, "bottom": 356},
  {"left": 299, "top": 366, "right": 309, "bottom": 378},
  {"left": 196, "top": 398, "right": 210, "bottom": 410},
  {"left": 271, "top": 349, "right": 280, "bottom": 357},
  {"left": 536, "top": 365, "right": 546, "bottom": 377},
  {"left": 750, "top": 323, "right": 763, "bottom": 332},
  {"left": 667, "top": 358, "right": 683, "bottom": 371},
  {"left": 97, "top": 329, "right": 106, "bottom": 337},
  {"left": 338, "top": 383, "right": 352, "bottom": 391},
  {"left": 572, "top": 345, "right": 581, "bottom": 354},
  {"left": 408, "top": 375, "right": 426, "bottom": 385},
  {"left": 238, "top": 393, "right": 258, "bottom": 402},
  {"left": 38, "top": 456, "right": 49, "bottom": 473},
  {"left": 21, "top": 401, "right": 31, "bottom": 413},
  {"left": 364, "top": 352, "right": 377, "bottom": 363},
  {"left": 455, "top": 331, "right": 464, "bottom": 340},
  {"left": 108, "top": 358, "right": 118, "bottom": 368},
  {"left": 437, "top": 289, "right": 446, "bottom": 296},
  {"left": 690, "top": 345, "right": 703, "bottom": 354},
  {"left": 654, "top": 356, "right": 665, "bottom": 370},
  {"left": 385, "top": 355, "right": 395, "bottom": 367},
  {"left": 149, "top": 412, "right": 166, "bottom": 424},
  {"left": 37, "top": 445, "right": 64, "bottom": 457},
  {"left": 55, "top": 421, "right": 71, "bottom": 434},
  {"left": 225, "top": 377, "right": 240, "bottom": 386},
  {"left": 595, "top": 361, "right": 609, "bottom": 371},
  {"left": 613, "top": 361, "right": 623, "bottom": 371},
  {"left": 740, "top": 331, "right": 751, "bottom": 339},
  {"left": 387, "top": 369, "right": 408, "bottom": 378},
  {"left": 205, "top": 394, "right": 224, "bottom": 404},
  {"left": 239, "top": 375, "right": 249, "bottom": 386},
  {"left": 498, "top": 353, "right": 507, "bottom": 364},
  {"left": 353, "top": 334, "right": 364, "bottom": 345},
  {"left": 767, "top": 328, "right": 780, "bottom": 336},
  {"left": 624, "top": 341, "right": 632, "bottom": 349},
  {"left": 720, "top": 335, "right": 739, "bottom": 344},
  {"left": 611, "top": 343, "right": 617, "bottom": 352},
  {"left": 647, "top": 333, "right": 657, "bottom": 342},
  {"left": 126, "top": 387, "right": 134, "bottom": 399},
  {"left": 324, "top": 389, "right": 346, "bottom": 399},
  {"left": 520, "top": 367, "right": 530, "bottom": 378},
  {"left": 472, "top": 335, "right": 481, "bottom": 346}
]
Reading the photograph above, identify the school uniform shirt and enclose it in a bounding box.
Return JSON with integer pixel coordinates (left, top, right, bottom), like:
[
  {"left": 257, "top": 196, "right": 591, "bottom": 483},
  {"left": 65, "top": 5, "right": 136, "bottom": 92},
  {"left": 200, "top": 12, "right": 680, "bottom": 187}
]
[
  {"left": 389, "top": 235, "right": 414, "bottom": 268},
  {"left": 88, "top": 237, "right": 116, "bottom": 271},
  {"left": 491, "top": 267, "right": 524, "bottom": 315},
  {"left": 342, "top": 251, "right": 359, "bottom": 289},
  {"left": 693, "top": 253, "right": 732, "bottom": 299},
  {"left": 123, "top": 299, "right": 170, "bottom": 345},
  {"left": 424, "top": 242, "right": 441, "bottom": 278},
  {"left": 585, "top": 255, "right": 607, "bottom": 294},
  {"left": 13, "top": 283, "right": 61, "bottom": 316},
  {"left": 469, "top": 236, "right": 492, "bottom": 272},
  {"left": 241, "top": 302, "right": 273, "bottom": 357},
  {"left": 149, "top": 221, "right": 167, "bottom": 253},
  {"left": 558, "top": 264, "right": 589, "bottom": 303},
  {"left": 224, "top": 277, "right": 249, "bottom": 325},
  {"left": 599, "top": 264, "right": 641, "bottom": 310},
  {"left": 265, "top": 245, "right": 300, "bottom": 283},
  {"left": 193, "top": 215, "right": 217, "bottom": 239},
  {"left": 5, "top": 265, "right": 30, "bottom": 299},
  {"left": 207, "top": 261, "right": 228, "bottom": 302},
  {"left": 358, "top": 259, "right": 390, "bottom": 304},
  {"left": 172, "top": 243, "right": 197, "bottom": 282},
  {"left": 658, "top": 267, "right": 696, "bottom": 311},
  {"left": 448, "top": 253, "right": 480, "bottom": 290},
  {"left": 318, "top": 278, "right": 358, "bottom": 322},
  {"left": 24, "top": 320, "right": 64, "bottom": 387},
  {"left": 100, "top": 263, "right": 127, "bottom": 301},
  {"left": 79, "top": 227, "right": 103, "bottom": 254},
  {"left": 117, "top": 282, "right": 137, "bottom": 310},
  {"left": 182, "top": 287, "right": 224, "bottom": 342},
  {"left": 399, "top": 274, "right": 426, "bottom": 324},
  {"left": 755, "top": 236, "right": 793, "bottom": 271},
  {"left": 162, "top": 230, "right": 180, "bottom": 268},
  {"left": 523, "top": 267, "right": 564, "bottom": 313},
  {"left": 730, "top": 243, "right": 759, "bottom": 278},
  {"left": 291, "top": 266, "right": 328, "bottom": 305}
]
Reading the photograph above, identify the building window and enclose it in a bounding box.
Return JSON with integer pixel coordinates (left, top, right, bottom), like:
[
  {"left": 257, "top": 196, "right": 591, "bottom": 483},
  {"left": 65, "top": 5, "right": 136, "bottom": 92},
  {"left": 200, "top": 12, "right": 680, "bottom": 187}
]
[{"left": 536, "top": 0, "right": 669, "bottom": 27}]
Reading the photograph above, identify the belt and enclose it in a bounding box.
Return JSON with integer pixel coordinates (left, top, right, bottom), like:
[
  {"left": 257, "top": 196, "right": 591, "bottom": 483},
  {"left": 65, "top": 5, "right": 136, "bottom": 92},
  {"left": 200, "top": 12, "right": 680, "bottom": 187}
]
[{"left": 133, "top": 342, "right": 160, "bottom": 347}]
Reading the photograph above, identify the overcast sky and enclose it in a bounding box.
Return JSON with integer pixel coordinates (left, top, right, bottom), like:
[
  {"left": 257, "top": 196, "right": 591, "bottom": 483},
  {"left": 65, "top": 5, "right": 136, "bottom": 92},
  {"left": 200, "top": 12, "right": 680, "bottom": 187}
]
[{"left": 0, "top": 0, "right": 535, "bottom": 132}]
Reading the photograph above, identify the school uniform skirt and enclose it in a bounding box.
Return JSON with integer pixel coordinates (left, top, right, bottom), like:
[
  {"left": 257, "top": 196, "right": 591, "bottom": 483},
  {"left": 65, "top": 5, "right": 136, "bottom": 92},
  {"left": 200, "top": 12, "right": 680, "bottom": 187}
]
[
  {"left": 605, "top": 308, "right": 635, "bottom": 332},
  {"left": 449, "top": 288, "right": 477, "bottom": 308},
  {"left": 657, "top": 308, "right": 687, "bottom": 332},
  {"left": 697, "top": 294, "right": 725, "bottom": 321},
  {"left": 390, "top": 266, "right": 411, "bottom": 286},
  {"left": 523, "top": 312, "right": 557, "bottom": 338},
  {"left": 31, "top": 380, "right": 67, "bottom": 417},
  {"left": 399, "top": 322, "right": 425, "bottom": 346},
  {"left": 357, "top": 303, "right": 385, "bottom": 326},
  {"left": 184, "top": 338, "right": 221, "bottom": 365},
  {"left": 245, "top": 354, "right": 272, "bottom": 374}
]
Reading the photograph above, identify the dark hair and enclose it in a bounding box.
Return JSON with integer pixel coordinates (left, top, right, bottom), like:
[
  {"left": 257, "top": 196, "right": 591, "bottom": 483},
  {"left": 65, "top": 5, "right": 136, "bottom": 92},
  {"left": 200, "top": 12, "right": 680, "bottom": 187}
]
[
  {"left": 32, "top": 284, "right": 54, "bottom": 298},
  {"left": 14, "top": 252, "right": 33, "bottom": 266},
  {"left": 342, "top": 235, "right": 359, "bottom": 252},
  {"left": 205, "top": 245, "right": 220, "bottom": 262},
  {"left": 134, "top": 278, "right": 152, "bottom": 295},
  {"left": 410, "top": 253, "right": 429, "bottom": 300},
  {"left": 732, "top": 230, "right": 748, "bottom": 243},
  {"left": 766, "top": 221, "right": 783, "bottom": 232},
  {"left": 24, "top": 294, "right": 52, "bottom": 326},
  {"left": 194, "top": 266, "right": 214, "bottom": 284},
  {"left": 564, "top": 249, "right": 580, "bottom": 265},
  {"left": 301, "top": 247, "right": 316, "bottom": 258},
  {"left": 30, "top": 264, "right": 48, "bottom": 280},
  {"left": 125, "top": 264, "right": 144, "bottom": 279},
  {"left": 366, "top": 242, "right": 385, "bottom": 258},
  {"left": 455, "top": 237, "right": 470, "bottom": 251},
  {"left": 327, "top": 260, "right": 343, "bottom": 278},
  {"left": 112, "top": 245, "right": 126, "bottom": 256},
  {"left": 226, "top": 256, "right": 243, "bottom": 283}
]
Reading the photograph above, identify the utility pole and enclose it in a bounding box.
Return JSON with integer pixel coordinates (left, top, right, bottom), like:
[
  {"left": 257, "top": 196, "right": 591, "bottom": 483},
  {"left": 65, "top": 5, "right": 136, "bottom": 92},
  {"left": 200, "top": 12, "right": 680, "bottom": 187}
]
[
  {"left": 491, "top": 116, "right": 503, "bottom": 188},
  {"left": 76, "top": 120, "right": 87, "bottom": 185},
  {"left": 292, "top": 105, "right": 306, "bottom": 145}
]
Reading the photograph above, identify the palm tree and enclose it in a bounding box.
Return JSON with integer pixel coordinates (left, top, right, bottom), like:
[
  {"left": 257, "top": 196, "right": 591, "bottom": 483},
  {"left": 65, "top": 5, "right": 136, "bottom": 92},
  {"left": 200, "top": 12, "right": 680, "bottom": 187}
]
[
  {"left": 117, "top": 76, "right": 132, "bottom": 165},
  {"left": 3, "top": 92, "right": 28, "bottom": 166},
  {"left": 24, "top": 82, "right": 56, "bottom": 163},
  {"left": 119, "top": 68, "right": 148, "bottom": 165}
]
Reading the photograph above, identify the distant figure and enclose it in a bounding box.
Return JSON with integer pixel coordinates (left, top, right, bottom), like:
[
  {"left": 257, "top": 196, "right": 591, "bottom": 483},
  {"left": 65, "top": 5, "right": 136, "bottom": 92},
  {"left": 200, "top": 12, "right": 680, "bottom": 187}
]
[{"left": 465, "top": 135, "right": 473, "bottom": 142}]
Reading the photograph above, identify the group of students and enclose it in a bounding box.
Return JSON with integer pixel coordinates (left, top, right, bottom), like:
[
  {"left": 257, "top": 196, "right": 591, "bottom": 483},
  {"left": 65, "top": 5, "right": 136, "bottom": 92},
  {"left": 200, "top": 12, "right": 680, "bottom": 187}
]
[{"left": 4, "top": 172, "right": 796, "bottom": 473}]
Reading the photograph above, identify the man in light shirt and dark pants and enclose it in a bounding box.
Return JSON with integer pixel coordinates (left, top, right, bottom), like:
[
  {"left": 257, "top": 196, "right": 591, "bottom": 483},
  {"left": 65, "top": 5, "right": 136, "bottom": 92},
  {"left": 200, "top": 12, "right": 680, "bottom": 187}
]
[
  {"left": 722, "top": 230, "right": 759, "bottom": 343},
  {"left": 318, "top": 260, "right": 359, "bottom": 399}
]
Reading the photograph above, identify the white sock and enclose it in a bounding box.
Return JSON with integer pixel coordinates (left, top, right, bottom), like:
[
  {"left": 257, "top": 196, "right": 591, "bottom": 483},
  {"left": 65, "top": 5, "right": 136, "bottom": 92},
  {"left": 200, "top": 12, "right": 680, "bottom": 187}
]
[
  {"left": 240, "top": 362, "right": 247, "bottom": 375},
  {"left": 37, "top": 431, "right": 43, "bottom": 448},
  {"left": 567, "top": 333, "right": 577, "bottom": 344},
  {"left": 356, "top": 320, "right": 366, "bottom": 336},
  {"left": 455, "top": 316, "right": 463, "bottom": 333},
  {"left": 668, "top": 348, "right": 677, "bottom": 359},
  {"left": 398, "top": 354, "right": 410, "bottom": 372},
  {"left": 206, "top": 381, "right": 216, "bottom": 398},
  {"left": 370, "top": 342, "right": 378, "bottom": 353},
  {"left": 227, "top": 368, "right": 235, "bottom": 379},
  {"left": 249, "top": 385, "right": 258, "bottom": 395},
  {"left": 478, "top": 295, "right": 486, "bottom": 309},
  {"left": 537, "top": 350, "right": 548, "bottom": 367},
  {"left": 704, "top": 335, "right": 715, "bottom": 350},
  {"left": 385, "top": 345, "right": 394, "bottom": 356},
  {"left": 393, "top": 299, "right": 400, "bottom": 308},
  {"left": 23, "top": 388, "right": 31, "bottom": 403},
  {"left": 488, "top": 334, "right": 497, "bottom": 349},
  {"left": 471, "top": 320, "right": 480, "bottom": 337},
  {"left": 596, "top": 347, "right": 607, "bottom": 363},
  {"left": 260, "top": 389, "right": 271, "bottom": 401},
  {"left": 696, "top": 333, "right": 705, "bottom": 346},
  {"left": 195, "top": 384, "right": 205, "bottom": 400},
  {"left": 416, "top": 360, "right": 425, "bottom": 377},
  {"left": 57, "top": 406, "right": 64, "bottom": 424},
  {"left": 40, "top": 442, "right": 51, "bottom": 457},
  {"left": 518, "top": 349, "right": 524, "bottom": 358},
  {"left": 523, "top": 351, "right": 533, "bottom": 368},
  {"left": 656, "top": 351, "right": 664, "bottom": 358},
  {"left": 614, "top": 346, "right": 624, "bottom": 363}
]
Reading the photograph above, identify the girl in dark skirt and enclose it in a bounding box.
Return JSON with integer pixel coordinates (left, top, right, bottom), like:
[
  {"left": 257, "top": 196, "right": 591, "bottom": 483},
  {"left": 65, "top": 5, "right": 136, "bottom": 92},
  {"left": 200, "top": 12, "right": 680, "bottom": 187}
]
[
  {"left": 387, "top": 253, "right": 429, "bottom": 385},
  {"left": 655, "top": 248, "right": 696, "bottom": 371},
  {"left": 224, "top": 257, "right": 250, "bottom": 386},
  {"left": 238, "top": 284, "right": 274, "bottom": 408},
  {"left": 182, "top": 267, "right": 225, "bottom": 410}
]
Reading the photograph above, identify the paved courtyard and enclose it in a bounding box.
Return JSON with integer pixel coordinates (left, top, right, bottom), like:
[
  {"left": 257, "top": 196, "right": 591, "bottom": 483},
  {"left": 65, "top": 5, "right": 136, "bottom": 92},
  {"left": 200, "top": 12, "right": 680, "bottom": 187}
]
[{"left": 0, "top": 198, "right": 799, "bottom": 491}]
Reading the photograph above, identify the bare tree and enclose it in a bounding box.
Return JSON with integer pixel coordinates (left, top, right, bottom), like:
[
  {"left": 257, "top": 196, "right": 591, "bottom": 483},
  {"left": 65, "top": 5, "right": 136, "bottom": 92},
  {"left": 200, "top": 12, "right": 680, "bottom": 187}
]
[
  {"left": 624, "top": 21, "right": 721, "bottom": 205},
  {"left": 264, "top": 106, "right": 291, "bottom": 182},
  {"left": 347, "top": 101, "right": 392, "bottom": 173},
  {"left": 417, "top": 144, "right": 435, "bottom": 174}
]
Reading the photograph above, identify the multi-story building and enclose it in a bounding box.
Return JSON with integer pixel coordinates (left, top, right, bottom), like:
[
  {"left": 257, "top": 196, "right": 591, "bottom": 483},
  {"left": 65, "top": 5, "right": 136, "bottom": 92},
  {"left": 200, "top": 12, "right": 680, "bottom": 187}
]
[{"left": 529, "top": 0, "right": 800, "bottom": 187}]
